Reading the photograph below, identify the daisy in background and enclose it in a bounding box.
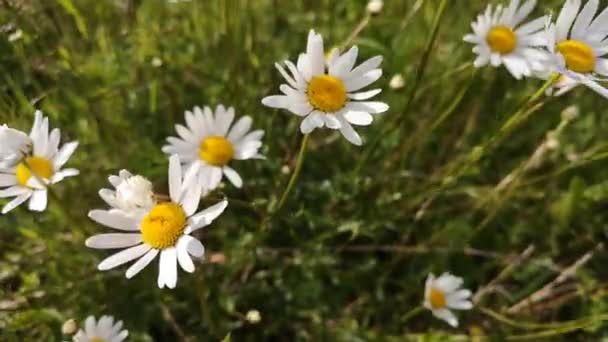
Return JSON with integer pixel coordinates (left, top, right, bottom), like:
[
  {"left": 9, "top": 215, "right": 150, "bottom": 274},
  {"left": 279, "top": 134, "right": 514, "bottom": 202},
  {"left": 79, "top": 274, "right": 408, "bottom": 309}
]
[
  {"left": 423, "top": 272, "right": 473, "bottom": 327},
  {"left": 463, "top": 0, "right": 549, "bottom": 79},
  {"left": 543, "top": 0, "right": 608, "bottom": 98},
  {"left": 262, "top": 29, "right": 389, "bottom": 146},
  {"left": 0, "top": 110, "right": 79, "bottom": 214},
  {"left": 73, "top": 315, "right": 128, "bottom": 342},
  {"left": 162, "top": 105, "right": 264, "bottom": 194},
  {"left": 98, "top": 169, "right": 156, "bottom": 215},
  {"left": 86, "top": 155, "right": 228, "bottom": 289}
]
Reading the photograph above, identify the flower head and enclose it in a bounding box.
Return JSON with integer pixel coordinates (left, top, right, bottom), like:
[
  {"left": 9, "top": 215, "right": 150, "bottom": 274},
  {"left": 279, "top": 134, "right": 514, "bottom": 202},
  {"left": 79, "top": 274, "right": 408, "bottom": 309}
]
[
  {"left": 0, "top": 124, "right": 31, "bottom": 167},
  {"left": 262, "top": 29, "right": 389, "bottom": 146},
  {"left": 423, "top": 272, "right": 473, "bottom": 327},
  {"left": 0, "top": 110, "right": 79, "bottom": 214},
  {"left": 99, "top": 170, "right": 155, "bottom": 214},
  {"left": 73, "top": 315, "right": 128, "bottom": 342},
  {"left": 543, "top": 0, "right": 608, "bottom": 98},
  {"left": 463, "top": 0, "right": 549, "bottom": 79},
  {"left": 162, "top": 105, "right": 264, "bottom": 194},
  {"left": 86, "top": 155, "right": 228, "bottom": 289},
  {"left": 366, "top": 0, "right": 383, "bottom": 15}
]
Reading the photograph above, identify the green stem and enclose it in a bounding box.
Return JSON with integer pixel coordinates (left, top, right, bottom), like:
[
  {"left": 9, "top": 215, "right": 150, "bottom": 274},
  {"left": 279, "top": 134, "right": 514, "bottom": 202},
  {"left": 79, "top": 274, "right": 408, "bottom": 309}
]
[
  {"left": 354, "top": 0, "right": 449, "bottom": 173},
  {"left": 401, "top": 305, "right": 424, "bottom": 324},
  {"left": 274, "top": 134, "right": 310, "bottom": 213}
]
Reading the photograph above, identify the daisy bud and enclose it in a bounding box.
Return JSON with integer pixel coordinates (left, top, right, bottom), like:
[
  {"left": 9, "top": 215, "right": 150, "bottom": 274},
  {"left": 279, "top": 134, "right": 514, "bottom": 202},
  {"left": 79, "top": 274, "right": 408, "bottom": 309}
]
[
  {"left": 245, "top": 309, "right": 261, "bottom": 324},
  {"left": 0, "top": 124, "right": 31, "bottom": 165},
  {"left": 61, "top": 318, "right": 78, "bottom": 335},
  {"left": 151, "top": 57, "right": 163, "bottom": 67},
  {"left": 561, "top": 105, "right": 579, "bottom": 122},
  {"left": 389, "top": 74, "right": 405, "bottom": 90},
  {"left": 115, "top": 175, "right": 155, "bottom": 211},
  {"left": 366, "top": 0, "right": 383, "bottom": 15}
]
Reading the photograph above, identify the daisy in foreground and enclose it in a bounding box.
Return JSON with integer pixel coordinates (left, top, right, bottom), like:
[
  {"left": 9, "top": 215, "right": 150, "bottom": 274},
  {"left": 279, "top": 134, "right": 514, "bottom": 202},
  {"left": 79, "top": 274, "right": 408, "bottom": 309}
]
[
  {"left": 423, "top": 272, "right": 473, "bottom": 327},
  {"left": 261, "top": 29, "right": 388, "bottom": 145},
  {"left": 543, "top": 0, "right": 608, "bottom": 98},
  {"left": 463, "top": 0, "right": 549, "bottom": 79},
  {"left": 0, "top": 110, "right": 79, "bottom": 214},
  {"left": 86, "top": 155, "right": 228, "bottom": 289},
  {"left": 73, "top": 315, "right": 128, "bottom": 342},
  {"left": 162, "top": 105, "right": 264, "bottom": 193}
]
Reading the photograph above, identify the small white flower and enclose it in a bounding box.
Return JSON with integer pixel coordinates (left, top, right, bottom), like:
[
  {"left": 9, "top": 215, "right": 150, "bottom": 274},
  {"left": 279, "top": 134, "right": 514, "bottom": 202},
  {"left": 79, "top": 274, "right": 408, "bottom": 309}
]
[
  {"left": 0, "top": 110, "right": 79, "bottom": 214},
  {"left": 98, "top": 170, "right": 155, "bottom": 214},
  {"left": 463, "top": 0, "right": 549, "bottom": 79},
  {"left": 423, "top": 272, "right": 473, "bottom": 327},
  {"left": 245, "top": 309, "right": 261, "bottom": 323},
  {"left": 0, "top": 124, "right": 31, "bottom": 167},
  {"left": 73, "top": 315, "right": 128, "bottom": 342},
  {"left": 262, "top": 29, "right": 389, "bottom": 146},
  {"left": 366, "top": 0, "right": 383, "bottom": 15},
  {"left": 8, "top": 29, "right": 22, "bottom": 42},
  {"left": 162, "top": 105, "right": 264, "bottom": 194},
  {"left": 86, "top": 155, "right": 228, "bottom": 289},
  {"left": 543, "top": 0, "right": 608, "bottom": 98}
]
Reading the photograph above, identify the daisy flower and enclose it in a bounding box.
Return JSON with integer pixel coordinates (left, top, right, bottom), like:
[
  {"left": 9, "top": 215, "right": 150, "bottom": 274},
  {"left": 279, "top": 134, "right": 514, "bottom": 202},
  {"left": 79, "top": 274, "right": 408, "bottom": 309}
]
[
  {"left": 261, "top": 29, "right": 389, "bottom": 146},
  {"left": 86, "top": 155, "right": 228, "bottom": 289},
  {"left": 423, "top": 272, "right": 473, "bottom": 327},
  {"left": 73, "top": 315, "right": 128, "bottom": 342},
  {"left": 162, "top": 105, "right": 264, "bottom": 193},
  {"left": 463, "top": 0, "right": 549, "bottom": 79},
  {"left": 543, "top": 0, "right": 608, "bottom": 98},
  {"left": 0, "top": 124, "right": 31, "bottom": 167},
  {"left": 98, "top": 169, "right": 156, "bottom": 215},
  {"left": 0, "top": 110, "right": 79, "bottom": 214}
]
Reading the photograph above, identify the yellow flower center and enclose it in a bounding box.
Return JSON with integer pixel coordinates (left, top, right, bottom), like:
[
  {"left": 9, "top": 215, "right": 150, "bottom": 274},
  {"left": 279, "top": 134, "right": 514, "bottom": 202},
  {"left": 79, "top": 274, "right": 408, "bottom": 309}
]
[
  {"left": 307, "top": 75, "right": 347, "bottom": 113},
  {"left": 140, "top": 203, "right": 187, "bottom": 250},
  {"left": 90, "top": 338, "right": 106, "bottom": 342},
  {"left": 557, "top": 39, "right": 596, "bottom": 74},
  {"left": 15, "top": 156, "right": 54, "bottom": 187},
  {"left": 199, "top": 136, "right": 234, "bottom": 166},
  {"left": 486, "top": 26, "right": 517, "bottom": 54},
  {"left": 429, "top": 287, "right": 447, "bottom": 309}
]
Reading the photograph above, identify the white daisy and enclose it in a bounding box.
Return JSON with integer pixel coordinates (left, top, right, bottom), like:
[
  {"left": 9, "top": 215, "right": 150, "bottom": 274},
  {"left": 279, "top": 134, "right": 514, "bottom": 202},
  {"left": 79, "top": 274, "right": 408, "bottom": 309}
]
[
  {"left": 261, "top": 29, "right": 389, "bottom": 146},
  {"left": 423, "top": 272, "right": 473, "bottom": 327},
  {"left": 0, "top": 110, "right": 79, "bottom": 214},
  {"left": 543, "top": 0, "right": 608, "bottom": 98},
  {"left": 0, "top": 124, "right": 31, "bottom": 167},
  {"left": 463, "top": 0, "right": 549, "bottom": 79},
  {"left": 98, "top": 169, "right": 156, "bottom": 215},
  {"left": 162, "top": 105, "right": 264, "bottom": 194},
  {"left": 86, "top": 155, "right": 228, "bottom": 289},
  {"left": 73, "top": 315, "right": 128, "bottom": 342}
]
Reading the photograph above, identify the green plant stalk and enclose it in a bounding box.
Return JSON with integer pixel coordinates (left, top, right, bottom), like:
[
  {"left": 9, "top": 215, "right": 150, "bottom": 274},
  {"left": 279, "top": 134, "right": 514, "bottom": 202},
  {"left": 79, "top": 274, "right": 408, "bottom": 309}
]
[
  {"left": 354, "top": 0, "right": 449, "bottom": 174},
  {"left": 273, "top": 134, "right": 310, "bottom": 213}
]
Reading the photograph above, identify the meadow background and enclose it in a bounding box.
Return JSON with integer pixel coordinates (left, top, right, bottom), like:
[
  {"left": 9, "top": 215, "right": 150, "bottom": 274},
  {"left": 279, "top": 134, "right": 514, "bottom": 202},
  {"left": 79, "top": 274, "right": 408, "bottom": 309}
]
[{"left": 2, "top": 0, "right": 608, "bottom": 340}]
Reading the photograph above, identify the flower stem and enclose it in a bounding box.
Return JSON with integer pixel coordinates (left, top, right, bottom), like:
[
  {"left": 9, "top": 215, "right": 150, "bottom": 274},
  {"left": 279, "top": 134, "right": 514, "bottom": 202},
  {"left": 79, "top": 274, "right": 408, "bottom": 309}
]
[
  {"left": 274, "top": 134, "right": 310, "bottom": 213},
  {"left": 401, "top": 305, "right": 424, "bottom": 324}
]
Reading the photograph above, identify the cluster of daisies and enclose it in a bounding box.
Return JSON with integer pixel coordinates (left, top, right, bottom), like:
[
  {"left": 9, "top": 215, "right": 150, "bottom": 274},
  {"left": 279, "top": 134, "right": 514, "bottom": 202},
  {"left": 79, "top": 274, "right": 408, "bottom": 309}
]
[
  {"left": 4, "top": 0, "right": 608, "bottom": 337},
  {"left": 465, "top": 0, "right": 608, "bottom": 98}
]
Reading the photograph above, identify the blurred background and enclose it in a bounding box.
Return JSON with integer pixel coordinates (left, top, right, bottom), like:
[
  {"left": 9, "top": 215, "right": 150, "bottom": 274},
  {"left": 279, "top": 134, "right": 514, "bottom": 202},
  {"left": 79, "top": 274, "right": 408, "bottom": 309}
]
[{"left": 1, "top": 0, "right": 608, "bottom": 340}]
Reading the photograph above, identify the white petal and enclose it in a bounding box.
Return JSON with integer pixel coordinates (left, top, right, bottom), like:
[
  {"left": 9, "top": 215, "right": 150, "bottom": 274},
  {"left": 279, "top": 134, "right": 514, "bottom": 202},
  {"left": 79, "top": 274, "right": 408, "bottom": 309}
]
[
  {"left": 216, "top": 106, "right": 235, "bottom": 136},
  {"left": 0, "top": 174, "right": 16, "bottom": 187},
  {"left": 344, "top": 69, "right": 383, "bottom": 92},
  {"left": 336, "top": 115, "right": 362, "bottom": 146},
  {"left": 329, "top": 46, "right": 358, "bottom": 78},
  {"left": 346, "top": 101, "right": 389, "bottom": 114},
  {"left": 168, "top": 154, "right": 182, "bottom": 203},
  {"left": 2, "top": 192, "right": 30, "bottom": 214},
  {"left": 177, "top": 236, "right": 195, "bottom": 273},
  {"left": 300, "top": 112, "right": 324, "bottom": 134},
  {"left": 433, "top": 308, "right": 459, "bottom": 327},
  {"left": 98, "top": 244, "right": 150, "bottom": 271},
  {"left": 0, "top": 185, "right": 27, "bottom": 198},
  {"left": 571, "top": 0, "right": 598, "bottom": 40},
  {"left": 348, "top": 89, "right": 382, "bottom": 100},
  {"left": 347, "top": 56, "right": 383, "bottom": 80},
  {"left": 323, "top": 114, "right": 342, "bottom": 129},
  {"left": 223, "top": 166, "right": 243, "bottom": 188},
  {"left": 343, "top": 111, "right": 373, "bottom": 126},
  {"left": 158, "top": 247, "right": 178, "bottom": 289},
  {"left": 125, "top": 248, "right": 158, "bottom": 279},
  {"left": 88, "top": 210, "right": 139, "bottom": 231},
  {"left": 28, "top": 190, "right": 47, "bottom": 212},
  {"left": 261, "top": 95, "right": 289, "bottom": 109},
  {"left": 227, "top": 116, "right": 253, "bottom": 142},
  {"left": 555, "top": 0, "right": 581, "bottom": 42},
  {"left": 186, "top": 200, "right": 228, "bottom": 233},
  {"left": 53, "top": 141, "right": 78, "bottom": 169},
  {"left": 86, "top": 233, "right": 142, "bottom": 249}
]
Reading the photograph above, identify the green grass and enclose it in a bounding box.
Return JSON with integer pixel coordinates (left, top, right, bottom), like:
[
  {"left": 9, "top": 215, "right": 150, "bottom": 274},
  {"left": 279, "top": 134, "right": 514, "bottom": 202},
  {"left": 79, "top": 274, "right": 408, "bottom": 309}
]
[{"left": 2, "top": 0, "right": 608, "bottom": 340}]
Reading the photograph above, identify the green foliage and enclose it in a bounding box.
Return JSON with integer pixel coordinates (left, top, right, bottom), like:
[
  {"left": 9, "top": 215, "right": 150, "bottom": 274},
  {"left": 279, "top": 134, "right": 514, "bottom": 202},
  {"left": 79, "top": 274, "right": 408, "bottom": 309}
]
[{"left": 1, "top": 0, "right": 608, "bottom": 341}]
